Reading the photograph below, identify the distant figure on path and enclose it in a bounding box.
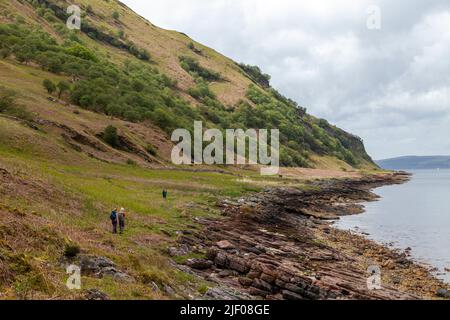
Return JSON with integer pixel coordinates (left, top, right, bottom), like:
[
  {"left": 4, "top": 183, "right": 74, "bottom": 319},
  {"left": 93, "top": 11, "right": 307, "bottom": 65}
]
[
  {"left": 110, "top": 208, "right": 118, "bottom": 234},
  {"left": 163, "top": 189, "right": 168, "bottom": 200},
  {"left": 118, "top": 208, "right": 126, "bottom": 234}
]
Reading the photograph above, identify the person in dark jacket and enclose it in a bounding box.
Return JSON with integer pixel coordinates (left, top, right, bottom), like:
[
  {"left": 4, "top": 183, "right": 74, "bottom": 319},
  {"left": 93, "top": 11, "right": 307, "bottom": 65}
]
[
  {"left": 162, "top": 189, "right": 168, "bottom": 200},
  {"left": 118, "top": 208, "right": 126, "bottom": 234},
  {"left": 110, "top": 208, "right": 118, "bottom": 234}
]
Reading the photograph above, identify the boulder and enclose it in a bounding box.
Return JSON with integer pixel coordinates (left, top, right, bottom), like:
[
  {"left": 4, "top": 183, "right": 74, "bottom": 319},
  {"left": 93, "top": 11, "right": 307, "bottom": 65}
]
[
  {"left": 248, "top": 287, "right": 270, "bottom": 298},
  {"left": 80, "top": 255, "right": 115, "bottom": 275},
  {"left": 84, "top": 289, "right": 110, "bottom": 300},
  {"left": 252, "top": 279, "right": 274, "bottom": 293},
  {"left": 164, "top": 285, "right": 175, "bottom": 296},
  {"left": 168, "top": 244, "right": 190, "bottom": 257},
  {"left": 205, "top": 287, "right": 250, "bottom": 300},
  {"left": 260, "top": 273, "right": 276, "bottom": 284},
  {"left": 247, "top": 270, "right": 262, "bottom": 279},
  {"left": 150, "top": 281, "right": 159, "bottom": 292},
  {"left": 206, "top": 247, "right": 219, "bottom": 260},
  {"left": 228, "top": 256, "right": 250, "bottom": 274},
  {"left": 216, "top": 240, "right": 235, "bottom": 250},
  {"left": 214, "top": 252, "right": 228, "bottom": 267},
  {"left": 282, "top": 290, "right": 305, "bottom": 300},
  {"left": 186, "top": 258, "right": 213, "bottom": 270},
  {"left": 436, "top": 288, "right": 450, "bottom": 299},
  {"left": 79, "top": 255, "right": 134, "bottom": 282},
  {"left": 238, "top": 277, "right": 254, "bottom": 287}
]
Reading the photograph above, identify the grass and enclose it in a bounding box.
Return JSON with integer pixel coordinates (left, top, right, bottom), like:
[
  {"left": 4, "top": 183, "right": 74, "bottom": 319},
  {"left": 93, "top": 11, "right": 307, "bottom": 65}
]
[
  {"left": 0, "top": 114, "right": 277, "bottom": 299},
  {"left": 0, "top": 0, "right": 378, "bottom": 299}
]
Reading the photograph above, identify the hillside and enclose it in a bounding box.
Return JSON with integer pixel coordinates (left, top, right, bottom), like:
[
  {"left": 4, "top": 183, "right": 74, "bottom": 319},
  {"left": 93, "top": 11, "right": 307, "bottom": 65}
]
[
  {"left": 377, "top": 156, "right": 450, "bottom": 170},
  {"left": 0, "top": 0, "right": 389, "bottom": 300},
  {"left": 0, "top": 0, "right": 376, "bottom": 170}
]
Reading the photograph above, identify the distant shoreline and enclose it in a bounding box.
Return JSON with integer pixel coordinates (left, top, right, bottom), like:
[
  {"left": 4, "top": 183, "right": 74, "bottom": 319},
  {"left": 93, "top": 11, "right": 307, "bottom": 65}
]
[{"left": 377, "top": 156, "right": 450, "bottom": 170}]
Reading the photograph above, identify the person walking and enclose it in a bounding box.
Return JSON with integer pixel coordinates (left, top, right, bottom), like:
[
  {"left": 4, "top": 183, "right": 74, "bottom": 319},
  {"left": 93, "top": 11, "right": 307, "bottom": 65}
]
[
  {"left": 118, "top": 207, "right": 126, "bottom": 234},
  {"left": 110, "top": 208, "right": 118, "bottom": 234},
  {"left": 162, "top": 189, "right": 168, "bottom": 200}
]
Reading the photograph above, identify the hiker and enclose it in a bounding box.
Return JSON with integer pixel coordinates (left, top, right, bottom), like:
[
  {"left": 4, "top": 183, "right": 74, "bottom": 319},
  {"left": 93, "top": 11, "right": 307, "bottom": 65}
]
[
  {"left": 110, "top": 208, "right": 118, "bottom": 234},
  {"left": 162, "top": 189, "right": 168, "bottom": 200},
  {"left": 118, "top": 208, "right": 126, "bottom": 234}
]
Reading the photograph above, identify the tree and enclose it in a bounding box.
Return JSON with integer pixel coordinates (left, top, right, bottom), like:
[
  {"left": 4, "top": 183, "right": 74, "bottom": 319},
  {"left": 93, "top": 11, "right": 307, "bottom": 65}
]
[
  {"left": 0, "top": 48, "right": 10, "bottom": 59},
  {"left": 66, "top": 44, "right": 98, "bottom": 62},
  {"left": 57, "top": 80, "right": 71, "bottom": 99},
  {"left": 103, "top": 125, "right": 120, "bottom": 148},
  {"left": 112, "top": 11, "right": 120, "bottom": 20},
  {"left": 0, "top": 87, "right": 15, "bottom": 113},
  {"left": 43, "top": 79, "right": 56, "bottom": 95},
  {"left": 15, "top": 47, "right": 32, "bottom": 64}
]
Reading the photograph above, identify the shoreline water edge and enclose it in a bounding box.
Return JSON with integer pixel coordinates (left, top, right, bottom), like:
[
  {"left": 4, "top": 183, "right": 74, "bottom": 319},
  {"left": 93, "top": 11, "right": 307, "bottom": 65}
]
[{"left": 170, "top": 171, "right": 450, "bottom": 300}]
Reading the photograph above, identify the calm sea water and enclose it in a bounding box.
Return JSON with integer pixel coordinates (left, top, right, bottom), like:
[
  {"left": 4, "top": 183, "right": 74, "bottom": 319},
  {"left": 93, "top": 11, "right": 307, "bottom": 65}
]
[{"left": 335, "top": 169, "right": 450, "bottom": 283}]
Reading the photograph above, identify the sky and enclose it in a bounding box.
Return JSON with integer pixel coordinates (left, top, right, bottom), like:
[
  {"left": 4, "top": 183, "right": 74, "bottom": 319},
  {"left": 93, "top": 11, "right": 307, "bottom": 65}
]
[{"left": 121, "top": 0, "right": 450, "bottom": 160}]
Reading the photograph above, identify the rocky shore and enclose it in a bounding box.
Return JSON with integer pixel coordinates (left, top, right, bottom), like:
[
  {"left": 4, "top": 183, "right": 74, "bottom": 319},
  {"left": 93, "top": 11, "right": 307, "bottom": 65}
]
[{"left": 171, "top": 172, "right": 450, "bottom": 300}]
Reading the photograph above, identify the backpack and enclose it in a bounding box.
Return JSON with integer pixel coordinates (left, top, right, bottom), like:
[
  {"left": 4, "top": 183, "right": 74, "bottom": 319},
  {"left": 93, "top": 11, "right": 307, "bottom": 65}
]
[{"left": 110, "top": 211, "right": 117, "bottom": 221}]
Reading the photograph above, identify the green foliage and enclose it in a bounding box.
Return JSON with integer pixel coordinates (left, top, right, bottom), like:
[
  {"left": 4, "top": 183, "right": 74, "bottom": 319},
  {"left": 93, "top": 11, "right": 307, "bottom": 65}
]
[
  {"left": 126, "top": 158, "right": 137, "bottom": 166},
  {"left": 112, "top": 11, "right": 120, "bottom": 20},
  {"left": 0, "top": 87, "right": 33, "bottom": 121},
  {"left": 0, "top": 87, "right": 16, "bottom": 113},
  {"left": 103, "top": 125, "right": 120, "bottom": 148},
  {"left": 145, "top": 144, "right": 158, "bottom": 156},
  {"left": 64, "top": 243, "right": 81, "bottom": 258},
  {"left": 179, "top": 56, "right": 221, "bottom": 81},
  {"left": 0, "top": 19, "right": 368, "bottom": 168},
  {"left": 65, "top": 44, "right": 98, "bottom": 62},
  {"left": 42, "top": 79, "right": 56, "bottom": 94},
  {"left": 57, "top": 80, "right": 70, "bottom": 98},
  {"left": 238, "top": 84, "right": 363, "bottom": 167},
  {"left": 239, "top": 63, "right": 271, "bottom": 88},
  {"left": 188, "top": 79, "right": 216, "bottom": 101}
]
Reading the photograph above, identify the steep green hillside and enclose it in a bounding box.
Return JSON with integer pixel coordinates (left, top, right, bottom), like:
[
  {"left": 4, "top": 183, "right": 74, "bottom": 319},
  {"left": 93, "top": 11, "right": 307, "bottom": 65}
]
[
  {"left": 0, "top": 0, "right": 383, "bottom": 300},
  {"left": 0, "top": 0, "right": 376, "bottom": 169}
]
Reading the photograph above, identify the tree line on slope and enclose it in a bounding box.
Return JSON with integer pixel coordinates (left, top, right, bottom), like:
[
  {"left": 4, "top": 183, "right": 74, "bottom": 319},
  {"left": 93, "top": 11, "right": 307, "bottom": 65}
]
[{"left": 0, "top": 12, "right": 365, "bottom": 167}]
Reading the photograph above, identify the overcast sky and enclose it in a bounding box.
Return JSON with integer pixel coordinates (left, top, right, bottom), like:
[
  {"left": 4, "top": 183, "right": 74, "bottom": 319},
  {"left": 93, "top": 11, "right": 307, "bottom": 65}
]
[{"left": 122, "top": 0, "right": 450, "bottom": 159}]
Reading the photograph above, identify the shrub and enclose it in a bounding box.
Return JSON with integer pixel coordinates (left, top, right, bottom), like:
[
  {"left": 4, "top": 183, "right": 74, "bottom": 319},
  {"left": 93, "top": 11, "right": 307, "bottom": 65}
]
[
  {"left": 43, "top": 79, "right": 56, "bottom": 94},
  {"left": 179, "top": 56, "right": 221, "bottom": 81},
  {"left": 188, "top": 80, "right": 215, "bottom": 101},
  {"left": 66, "top": 44, "right": 98, "bottom": 62},
  {"left": 0, "top": 48, "right": 10, "bottom": 58},
  {"left": 239, "top": 63, "right": 271, "bottom": 88},
  {"left": 0, "top": 87, "right": 33, "bottom": 121},
  {"left": 103, "top": 125, "right": 120, "bottom": 148},
  {"left": 64, "top": 244, "right": 81, "bottom": 258},
  {"left": 126, "top": 158, "right": 137, "bottom": 166},
  {"left": 145, "top": 144, "right": 158, "bottom": 156},
  {"left": 0, "top": 87, "right": 16, "bottom": 113},
  {"left": 112, "top": 11, "right": 120, "bottom": 20},
  {"left": 57, "top": 80, "right": 71, "bottom": 99}
]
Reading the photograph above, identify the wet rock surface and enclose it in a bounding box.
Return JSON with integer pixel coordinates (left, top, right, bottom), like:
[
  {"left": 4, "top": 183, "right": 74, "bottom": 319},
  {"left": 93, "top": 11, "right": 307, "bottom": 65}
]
[{"left": 175, "top": 172, "right": 449, "bottom": 300}]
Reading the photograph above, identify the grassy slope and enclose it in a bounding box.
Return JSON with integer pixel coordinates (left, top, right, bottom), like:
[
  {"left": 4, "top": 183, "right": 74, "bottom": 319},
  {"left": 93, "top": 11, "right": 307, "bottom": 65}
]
[
  {"left": 0, "top": 0, "right": 376, "bottom": 170},
  {"left": 0, "top": 0, "right": 380, "bottom": 299},
  {"left": 0, "top": 115, "right": 270, "bottom": 299}
]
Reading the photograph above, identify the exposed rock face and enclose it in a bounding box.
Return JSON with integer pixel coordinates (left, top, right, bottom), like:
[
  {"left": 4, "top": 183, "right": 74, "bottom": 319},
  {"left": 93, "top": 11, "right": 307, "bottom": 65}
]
[
  {"left": 216, "top": 240, "right": 235, "bottom": 250},
  {"left": 84, "top": 289, "right": 110, "bottom": 300},
  {"left": 437, "top": 288, "right": 450, "bottom": 298},
  {"left": 174, "top": 173, "right": 447, "bottom": 300},
  {"left": 79, "top": 255, "right": 134, "bottom": 283},
  {"left": 204, "top": 287, "right": 252, "bottom": 300},
  {"left": 186, "top": 258, "right": 213, "bottom": 270}
]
